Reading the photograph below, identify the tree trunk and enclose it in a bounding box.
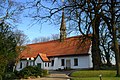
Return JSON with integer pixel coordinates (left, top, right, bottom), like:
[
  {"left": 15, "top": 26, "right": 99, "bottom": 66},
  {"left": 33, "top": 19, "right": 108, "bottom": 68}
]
[
  {"left": 102, "top": 45, "right": 112, "bottom": 66},
  {"left": 92, "top": 13, "right": 101, "bottom": 70},
  {"left": 105, "top": 52, "right": 112, "bottom": 66},
  {"left": 111, "top": 0, "right": 120, "bottom": 76},
  {"left": 112, "top": 27, "right": 120, "bottom": 76},
  {"left": 92, "top": 29, "right": 101, "bottom": 69}
]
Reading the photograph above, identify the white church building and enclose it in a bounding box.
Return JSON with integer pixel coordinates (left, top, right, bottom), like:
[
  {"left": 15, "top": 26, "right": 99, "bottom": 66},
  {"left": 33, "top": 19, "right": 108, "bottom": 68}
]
[
  {"left": 16, "top": 9, "right": 93, "bottom": 71},
  {"left": 16, "top": 35, "right": 93, "bottom": 71}
]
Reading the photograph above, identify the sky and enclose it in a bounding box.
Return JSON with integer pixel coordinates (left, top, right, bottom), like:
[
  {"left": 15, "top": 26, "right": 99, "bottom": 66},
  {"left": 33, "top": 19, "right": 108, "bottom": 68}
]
[
  {"left": 17, "top": 17, "right": 60, "bottom": 41},
  {"left": 16, "top": 0, "right": 78, "bottom": 42},
  {"left": 16, "top": 0, "right": 63, "bottom": 41},
  {"left": 17, "top": 17, "right": 77, "bottom": 42}
]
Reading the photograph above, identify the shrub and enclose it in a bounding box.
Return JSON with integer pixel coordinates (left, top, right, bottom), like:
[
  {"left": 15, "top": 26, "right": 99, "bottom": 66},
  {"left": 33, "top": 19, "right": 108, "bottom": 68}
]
[
  {"left": 16, "top": 66, "right": 48, "bottom": 79},
  {"left": 19, "top": 67, "right": 32, "bottom": 78},
  {"left": 0, "top": 75, "right": 2, "bottom": 80},
  {"left": 100, "top": 65, "right": 116, "bottom": 70},
  {"left": 42, "top": 69, "right": 49, "bottom": 77},
  {"left": 3, "top": 72, "right": 16, "bottom": 80},
  {"left": 14, "top": 70, "right": 19, "bottom": 79}
]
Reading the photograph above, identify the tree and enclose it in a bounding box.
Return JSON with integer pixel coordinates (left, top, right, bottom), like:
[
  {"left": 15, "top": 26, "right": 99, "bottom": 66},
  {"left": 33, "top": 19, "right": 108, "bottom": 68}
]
[
  {"left": 51, "top": 34, "right": 60, "bottom": 40},
  {"left": 32, "top": 34, "right": 59, "bottom": 43},
  {"left": 14, "top": 29, "right": 30, "bottom": 46},
  {"left": 26, "top": 0, "right": 101, "bottom": 69},
  {"left": 99, "top": 25, "right": 113, "bottom": 66},
  {"left": 101, "top": 0, "right": 120, "bottom": 76},
  {"left": 14, "top": 29, "right": 30, "bottom": 55},
  {"left": 0, "top": 21, "right": 17, "bottom": 79},
  {"left": 32, "top": 36, "right": 50, "bottom": 43},
  {"left": 0, "top": 1, "right": 25, "bottom": 78},
  {"left": 0, "top": 0, "right": 24, "bottom": 23},
  {"left": 25, "top": 0, "right": 120, "bottom": 75}
]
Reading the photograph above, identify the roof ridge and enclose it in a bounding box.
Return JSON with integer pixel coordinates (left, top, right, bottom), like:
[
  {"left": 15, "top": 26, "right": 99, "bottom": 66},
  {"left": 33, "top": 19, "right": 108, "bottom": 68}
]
[
  {"left": 20, "top": 34, "right": 92, "bottom": 59},
  {"left": 28, "top": 35, "right": 82, "bottom": 46}
]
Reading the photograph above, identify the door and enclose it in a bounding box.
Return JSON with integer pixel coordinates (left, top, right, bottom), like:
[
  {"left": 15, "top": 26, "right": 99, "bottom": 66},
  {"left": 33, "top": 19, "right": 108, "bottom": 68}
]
[
  {"left": 37, "top": 63, "right": 41, "bottom": 69},
  {"left": 66, "top": 59, "right": 71, "bottom": 69}
]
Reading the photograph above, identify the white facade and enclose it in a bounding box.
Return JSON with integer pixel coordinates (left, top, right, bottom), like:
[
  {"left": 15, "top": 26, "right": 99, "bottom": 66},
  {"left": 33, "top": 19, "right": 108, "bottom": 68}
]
[
  {"left": 16, "top": 55, "right": 92, "bottom": 71},
  {"left": 16, "top": 46, "right": 93, "bottom": 71},
  {"left": 44, "top": 55, "right": 93, "bottom": 70}
]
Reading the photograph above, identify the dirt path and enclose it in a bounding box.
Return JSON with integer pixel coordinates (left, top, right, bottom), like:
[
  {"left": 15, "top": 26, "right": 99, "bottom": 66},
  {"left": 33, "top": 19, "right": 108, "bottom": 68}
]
[{"left": 21, "top": 74, "right": 70, "bottom": 80}]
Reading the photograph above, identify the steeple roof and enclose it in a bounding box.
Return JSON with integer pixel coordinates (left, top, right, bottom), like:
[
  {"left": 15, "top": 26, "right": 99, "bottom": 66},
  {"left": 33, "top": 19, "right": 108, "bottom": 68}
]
[{"left": 60, "top": 10, "right": 66, "bottom": 30}]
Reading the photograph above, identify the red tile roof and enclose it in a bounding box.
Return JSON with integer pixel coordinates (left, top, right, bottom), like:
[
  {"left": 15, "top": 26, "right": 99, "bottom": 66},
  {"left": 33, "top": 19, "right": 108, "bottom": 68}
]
[
  {"left": 19, "top": 35, "right": 91, "bottom": 61},
  {"left": 20, "top": 53, "right": 49, "bottom": 62},
  {"left": 39, "top": 53, "right": 50, "bottom": 62}
]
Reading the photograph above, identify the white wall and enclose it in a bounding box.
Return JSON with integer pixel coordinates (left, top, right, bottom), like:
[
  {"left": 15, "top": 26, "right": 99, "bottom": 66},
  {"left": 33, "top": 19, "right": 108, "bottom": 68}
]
[
  {"left": 16, "top": 56, "right": 44, "bottom": 71},
  {"left": 43, "top": 58, "right": 60, "bottom": 70},
  {"left": 35, "top": 56, "right": 44, "bottom": 69},
  {"left": 43, "top": 55, "right": 93, "bottom": 70},
  {"left": 16, "top": 60, "right": 27, "bottom": 71},
  {"left": 45, "top": 45, "right": 93, "bottom": 70},
  {"left": 57, "top": 56, "right": 92, "bottom": 70},
  {"left": 16, "top": 55, "right": 92, "bottom": 71},
  {"left": 16, "top": 45, "right": 93, "bottom": 71}
]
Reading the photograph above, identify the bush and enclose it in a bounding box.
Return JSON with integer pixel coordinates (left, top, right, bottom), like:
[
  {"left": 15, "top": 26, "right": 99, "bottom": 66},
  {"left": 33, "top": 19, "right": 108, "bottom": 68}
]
[
  {"left": 100, "top": 65, "right": 116, "bottom": 70},
  {"left": 32, "top": 66, "right": 42, "bottom": 77},
  {"left": 14, "top": 70, "right": 20, "bottom": 79},
  {"left": 3, "top": 72, "right": 16, "bottom": 80},
  {"left": 42, "top": 69, "right": 49, "bottom": 77},
  {"left": 0, "top": 75, "right": 2, "bottom": 80},
  {"left": 19, "top": 67, "right": 32, "bottom": 78},
  {"left": 16, "top": 66, "right": 48, "bottom": 79}
]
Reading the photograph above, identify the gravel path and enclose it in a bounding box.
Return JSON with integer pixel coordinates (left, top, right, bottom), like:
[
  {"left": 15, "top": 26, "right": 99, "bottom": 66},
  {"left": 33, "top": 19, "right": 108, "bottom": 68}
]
[{"left": 21, "top": 74, "right": 70, "bottom": 80}]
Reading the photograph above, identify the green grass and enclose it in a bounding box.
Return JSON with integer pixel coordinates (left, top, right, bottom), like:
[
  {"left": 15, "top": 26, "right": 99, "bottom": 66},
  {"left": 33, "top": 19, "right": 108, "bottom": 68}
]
[
  {"left": 70, "top": 70, "right": 120, "bottom": 80},
  {"left": 71, "top": 77, "right": 120, "bottom": 80}
]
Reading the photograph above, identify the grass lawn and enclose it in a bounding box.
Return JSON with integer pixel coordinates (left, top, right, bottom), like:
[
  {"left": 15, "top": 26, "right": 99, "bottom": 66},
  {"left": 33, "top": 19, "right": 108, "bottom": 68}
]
[
  {"left": 71, "top": 77, "right": 120, "bottom": 80},
  {"left": 70, "top": 70, "right": 120, "bottom": 80}
]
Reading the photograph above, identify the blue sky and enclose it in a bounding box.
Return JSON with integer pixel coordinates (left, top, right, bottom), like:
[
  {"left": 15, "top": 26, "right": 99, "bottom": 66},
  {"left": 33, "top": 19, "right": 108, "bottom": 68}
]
[
  {"left": 17, "top": 17, "right": 60, "bottom": 41},
  {"left": 16, "top": 0, "right": 62, "bottom": 41},
  {"left": 16, "top": 0, "right": 78, "bottom": 41}
]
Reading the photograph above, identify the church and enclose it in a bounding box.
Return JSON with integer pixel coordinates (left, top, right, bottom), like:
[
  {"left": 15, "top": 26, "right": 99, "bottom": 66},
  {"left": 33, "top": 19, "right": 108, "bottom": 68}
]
[{"left": 16, "top": 10, "right": 93, "bottom": 71}]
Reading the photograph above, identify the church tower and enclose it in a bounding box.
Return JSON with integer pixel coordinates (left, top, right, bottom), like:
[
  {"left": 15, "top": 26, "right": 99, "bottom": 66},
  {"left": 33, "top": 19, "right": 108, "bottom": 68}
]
[{"left": 60, "top": 9, "right": 66, "bottom": 42}]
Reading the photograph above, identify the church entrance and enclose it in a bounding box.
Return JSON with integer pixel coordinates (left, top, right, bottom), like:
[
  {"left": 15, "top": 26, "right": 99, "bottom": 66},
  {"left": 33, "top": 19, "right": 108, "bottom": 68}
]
[
  {"left": 66, "top": 59, "right": 71, "bottom": 69},
  {"left": 37, "top": 63, "right": 41, "bottom": 69}
]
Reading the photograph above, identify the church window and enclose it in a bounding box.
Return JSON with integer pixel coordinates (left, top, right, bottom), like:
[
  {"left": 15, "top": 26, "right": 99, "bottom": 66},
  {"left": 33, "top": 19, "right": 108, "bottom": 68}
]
[
  {"left": 61, "top": 59, "right": 65, "bottom": 66},
  {"left": 74, "top": 58, "right": 78, "bottom": 66},
  {"left": 51, "top": 60, "right": 54, "bottom": 66},
  {"left": 20, "top": 62, "right": 22, "bottom": 68}
]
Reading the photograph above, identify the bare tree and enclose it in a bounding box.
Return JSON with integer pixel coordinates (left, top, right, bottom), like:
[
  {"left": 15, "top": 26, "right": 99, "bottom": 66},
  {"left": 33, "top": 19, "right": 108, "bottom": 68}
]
[
  {"left": 0, "top": 0, "right": 24, "bottom": 23},
  {"left": 25, "top": 0, "right": 120, "bottom": 75},
  {"left": 14, "top": 29, "right": 30, "bottom": 46},
  {"left": 14, "top": 29, "right": 30, "bottom": 54},
  {"left": 26, "top": 0, "right": 101, "bottom": 69},
  {"left": 101, "top": 0, "right": 120, "bottom": 76},
  {"left": 32, "top": 36, "right": 50, "bottom": 43},
  {"left": 51, "top": 34, "right": 60, "bottom": 40},
  {"left": 99, "top": 25, "right": 113, "bottom": 66},
  {"left": 32, "top": 34, "right": 59, "bottom": 43}
]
